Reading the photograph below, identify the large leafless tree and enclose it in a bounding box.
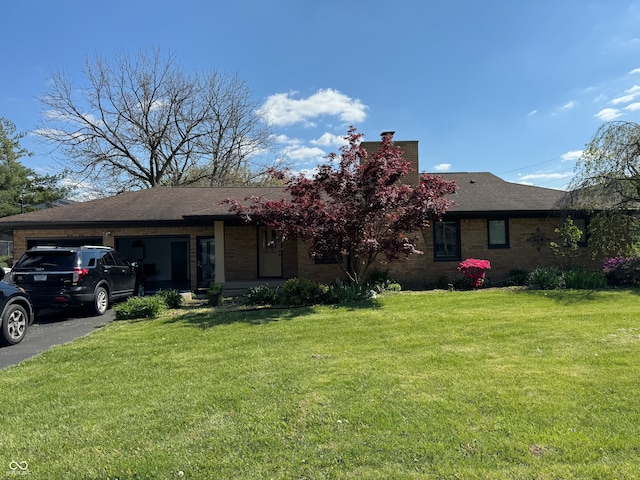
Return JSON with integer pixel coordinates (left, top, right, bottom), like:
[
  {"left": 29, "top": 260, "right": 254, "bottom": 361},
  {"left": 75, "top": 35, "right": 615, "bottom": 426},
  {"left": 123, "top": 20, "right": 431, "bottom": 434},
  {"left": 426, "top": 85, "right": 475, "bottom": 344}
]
[{"left": 37, "top": 50, "right": 273, "bottom": 195}]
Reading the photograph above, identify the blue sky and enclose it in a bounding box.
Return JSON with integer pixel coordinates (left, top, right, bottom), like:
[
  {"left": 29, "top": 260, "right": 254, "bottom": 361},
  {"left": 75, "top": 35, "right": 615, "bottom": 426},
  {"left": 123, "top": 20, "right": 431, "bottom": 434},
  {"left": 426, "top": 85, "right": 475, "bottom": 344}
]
[{"left": 3, "top": 0, "right": 640, "bottom": 192}]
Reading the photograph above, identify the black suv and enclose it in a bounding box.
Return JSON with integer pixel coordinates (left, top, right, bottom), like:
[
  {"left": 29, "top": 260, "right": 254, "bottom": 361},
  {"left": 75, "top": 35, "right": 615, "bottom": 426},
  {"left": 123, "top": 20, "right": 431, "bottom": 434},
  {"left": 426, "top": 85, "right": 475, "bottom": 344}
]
[
  {"left": 10, "top": 246, "right": 140, "bottom": 316},
  {"left": 0, "top": 269, "right": 34, "bottom": 345}
]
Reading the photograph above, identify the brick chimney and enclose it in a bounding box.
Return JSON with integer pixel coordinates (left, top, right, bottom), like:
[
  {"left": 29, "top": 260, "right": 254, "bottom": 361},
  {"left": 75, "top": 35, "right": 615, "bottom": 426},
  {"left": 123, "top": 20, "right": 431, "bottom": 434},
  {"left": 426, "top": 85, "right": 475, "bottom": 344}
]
[{"left": 360, "top": 132, "right": 419, "bottom": 185}]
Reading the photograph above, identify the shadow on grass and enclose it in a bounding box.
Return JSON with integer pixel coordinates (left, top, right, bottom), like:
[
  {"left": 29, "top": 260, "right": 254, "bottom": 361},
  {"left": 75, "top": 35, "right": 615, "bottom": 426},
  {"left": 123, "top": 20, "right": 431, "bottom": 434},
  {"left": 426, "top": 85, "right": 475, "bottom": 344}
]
[
  {"left": 512, "top": 286, "right": 640, "bottom": 304},
  {"left": 163, "top": 299, "right": 382, "bottom": 330}
]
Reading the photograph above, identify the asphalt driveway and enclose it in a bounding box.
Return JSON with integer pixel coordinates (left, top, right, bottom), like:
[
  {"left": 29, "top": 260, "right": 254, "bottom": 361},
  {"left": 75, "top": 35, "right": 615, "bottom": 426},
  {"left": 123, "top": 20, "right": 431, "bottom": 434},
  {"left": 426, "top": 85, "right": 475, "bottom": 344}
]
[{"left": 0, "top": 308, "right": 115, "bottom": 370}]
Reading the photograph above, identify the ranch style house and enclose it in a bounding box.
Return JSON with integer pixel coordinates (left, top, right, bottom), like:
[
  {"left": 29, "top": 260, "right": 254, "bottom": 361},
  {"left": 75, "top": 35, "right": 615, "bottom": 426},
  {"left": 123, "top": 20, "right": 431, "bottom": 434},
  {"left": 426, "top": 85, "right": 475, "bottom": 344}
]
[{"left": 0, "top": 138, "right": 589, "bottom": 293}]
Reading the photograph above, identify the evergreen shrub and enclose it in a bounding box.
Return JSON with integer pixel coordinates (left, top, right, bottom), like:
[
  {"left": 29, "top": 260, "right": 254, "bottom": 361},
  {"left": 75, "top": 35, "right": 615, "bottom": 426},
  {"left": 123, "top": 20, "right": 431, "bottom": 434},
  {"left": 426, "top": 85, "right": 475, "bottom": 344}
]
[
  {"left": 280, "top": 278, "right": 329, "bottom": 306},
  {"left": 114, "top": 295, "right": 166, "bottom": 320},
  {"left": 528, "top": 267, "right": 565, "bottom": 290},
  {"left": 245, "top": 284, "right": 280, "bottom": 306}
]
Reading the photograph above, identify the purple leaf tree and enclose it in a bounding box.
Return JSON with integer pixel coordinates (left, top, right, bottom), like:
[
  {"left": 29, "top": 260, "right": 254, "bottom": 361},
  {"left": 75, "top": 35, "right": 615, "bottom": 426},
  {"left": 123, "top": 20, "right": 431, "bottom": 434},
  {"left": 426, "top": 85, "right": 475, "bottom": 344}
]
[{"left": 226, "top": 127, "right": 456, "bottom": 284}]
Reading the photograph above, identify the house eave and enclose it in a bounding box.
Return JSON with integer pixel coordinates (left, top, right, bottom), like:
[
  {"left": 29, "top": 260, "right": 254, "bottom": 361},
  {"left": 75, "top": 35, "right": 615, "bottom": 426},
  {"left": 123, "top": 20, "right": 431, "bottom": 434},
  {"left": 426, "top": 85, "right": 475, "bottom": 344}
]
[
  {"left": 443, "top": 209, "right": 565, "bottom": 220},
  {"left": 0, "top": 219, "right": 193, "bottom": 229},
  {"left": 182, "top": 214, "right": 241, "bottom": 223}
]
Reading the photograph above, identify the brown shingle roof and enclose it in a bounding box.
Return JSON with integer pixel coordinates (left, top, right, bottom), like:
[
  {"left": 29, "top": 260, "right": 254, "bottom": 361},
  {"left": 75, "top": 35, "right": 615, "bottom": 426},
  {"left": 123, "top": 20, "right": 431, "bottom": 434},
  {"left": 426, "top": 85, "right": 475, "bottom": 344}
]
[
  {"left": 0, "top": 173, "right": 569, "bottom": 228},
  {"left": 431, "top": 172, "right": 567, "bottom": 215},
  {"left": 0, "top": 186, "right": 287, "bottom": 227}
]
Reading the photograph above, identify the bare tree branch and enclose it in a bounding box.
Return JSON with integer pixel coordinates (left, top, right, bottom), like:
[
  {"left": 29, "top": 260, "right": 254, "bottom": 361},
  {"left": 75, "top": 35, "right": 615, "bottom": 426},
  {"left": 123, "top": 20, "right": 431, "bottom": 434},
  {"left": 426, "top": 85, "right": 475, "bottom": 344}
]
[{"left": 37, "top": 49, "right": 273, "bottom": 195}]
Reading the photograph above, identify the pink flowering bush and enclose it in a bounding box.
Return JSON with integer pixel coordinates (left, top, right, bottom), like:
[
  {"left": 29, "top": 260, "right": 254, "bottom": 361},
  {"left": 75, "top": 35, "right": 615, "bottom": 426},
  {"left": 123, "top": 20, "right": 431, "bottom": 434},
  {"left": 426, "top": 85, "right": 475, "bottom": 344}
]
[{"left": 458, "top": 258, "right": 491, "bottom": 288}]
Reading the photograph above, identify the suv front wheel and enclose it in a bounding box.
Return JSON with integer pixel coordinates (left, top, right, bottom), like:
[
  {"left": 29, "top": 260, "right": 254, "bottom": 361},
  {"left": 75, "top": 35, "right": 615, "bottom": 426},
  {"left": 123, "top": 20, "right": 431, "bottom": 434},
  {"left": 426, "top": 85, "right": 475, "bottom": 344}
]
[{"left": 93, "top": 286, "right": 109, "bottom": 316}]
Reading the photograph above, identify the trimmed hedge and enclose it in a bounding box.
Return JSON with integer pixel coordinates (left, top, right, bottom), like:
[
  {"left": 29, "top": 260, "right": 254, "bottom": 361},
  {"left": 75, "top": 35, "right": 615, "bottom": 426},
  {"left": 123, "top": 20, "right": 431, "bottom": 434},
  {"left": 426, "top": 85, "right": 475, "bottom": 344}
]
[{"left": 244, "top": 277, "right": 401, "bottom": 307}]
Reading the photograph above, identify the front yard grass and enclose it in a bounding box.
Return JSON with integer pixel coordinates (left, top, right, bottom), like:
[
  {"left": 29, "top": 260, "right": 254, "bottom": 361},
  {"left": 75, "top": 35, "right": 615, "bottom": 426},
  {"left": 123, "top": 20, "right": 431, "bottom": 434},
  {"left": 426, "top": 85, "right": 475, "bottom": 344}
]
[{"left": 1, "top": 288, "right": 640, "bottom": 479}]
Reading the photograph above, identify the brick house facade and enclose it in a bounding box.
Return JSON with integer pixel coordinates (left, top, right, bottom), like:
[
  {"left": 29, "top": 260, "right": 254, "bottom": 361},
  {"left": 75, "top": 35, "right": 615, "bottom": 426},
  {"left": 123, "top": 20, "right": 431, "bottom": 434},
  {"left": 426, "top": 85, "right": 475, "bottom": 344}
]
[{"left": 0, "top": 137, "right": 589, "bottom": 292}]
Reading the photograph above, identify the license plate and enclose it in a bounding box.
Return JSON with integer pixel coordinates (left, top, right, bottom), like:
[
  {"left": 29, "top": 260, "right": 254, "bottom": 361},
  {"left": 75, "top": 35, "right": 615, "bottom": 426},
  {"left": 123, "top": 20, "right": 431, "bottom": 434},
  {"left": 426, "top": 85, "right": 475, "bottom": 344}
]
[{"left": 34, "top": 274, "right": 47, "bottom": 281}]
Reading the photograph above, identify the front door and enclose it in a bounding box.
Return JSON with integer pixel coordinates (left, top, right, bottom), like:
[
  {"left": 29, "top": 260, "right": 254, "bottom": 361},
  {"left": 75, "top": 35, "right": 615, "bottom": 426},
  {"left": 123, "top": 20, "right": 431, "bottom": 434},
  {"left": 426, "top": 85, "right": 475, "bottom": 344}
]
[
  {"left": 258, "top": 227, "right": 282, "bottom": 277},
  {"left": 197, "top": 237, "right": 215, "bottom": 289}
]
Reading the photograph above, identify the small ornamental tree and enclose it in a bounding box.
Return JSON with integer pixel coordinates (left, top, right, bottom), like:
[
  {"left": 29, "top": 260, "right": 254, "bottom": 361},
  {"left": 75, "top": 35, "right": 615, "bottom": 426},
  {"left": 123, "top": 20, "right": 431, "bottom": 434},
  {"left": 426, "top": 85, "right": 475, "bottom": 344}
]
[
  {"left": 225, "top": 127, "right": 456, "bottom": 284},
  {"left": 457, "top": 258, "right": 491, "bottom": 288},
  {"left": 550, "top": 217, "right": 583, "bottom": 269}
]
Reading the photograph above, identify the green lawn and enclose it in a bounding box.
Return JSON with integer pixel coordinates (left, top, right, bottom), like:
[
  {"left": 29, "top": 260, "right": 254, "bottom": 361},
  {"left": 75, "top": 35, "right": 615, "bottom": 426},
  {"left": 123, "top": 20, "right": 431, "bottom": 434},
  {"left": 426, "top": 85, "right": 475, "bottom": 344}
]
[{"left": 1, "top": 288, "right": 640, "bottom": 479}]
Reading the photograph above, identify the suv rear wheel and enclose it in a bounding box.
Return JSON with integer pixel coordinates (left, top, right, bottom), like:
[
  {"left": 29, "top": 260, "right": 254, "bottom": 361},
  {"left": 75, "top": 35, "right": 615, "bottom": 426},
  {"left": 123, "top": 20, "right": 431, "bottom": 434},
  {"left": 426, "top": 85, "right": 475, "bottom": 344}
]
[
  {"left": 1, "top": 304, "right": 29, "bottom": 345},
  {"left": 93, "top": 286, "right": 109, "bottom": 316}
]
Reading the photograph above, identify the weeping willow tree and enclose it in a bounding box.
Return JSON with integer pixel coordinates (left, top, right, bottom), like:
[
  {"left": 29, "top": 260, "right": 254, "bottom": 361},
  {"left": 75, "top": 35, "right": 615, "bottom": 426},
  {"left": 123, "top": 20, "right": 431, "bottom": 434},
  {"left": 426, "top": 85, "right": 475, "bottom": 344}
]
[{"left": 569, "top": 121, "right": 640, "bottom": 257}]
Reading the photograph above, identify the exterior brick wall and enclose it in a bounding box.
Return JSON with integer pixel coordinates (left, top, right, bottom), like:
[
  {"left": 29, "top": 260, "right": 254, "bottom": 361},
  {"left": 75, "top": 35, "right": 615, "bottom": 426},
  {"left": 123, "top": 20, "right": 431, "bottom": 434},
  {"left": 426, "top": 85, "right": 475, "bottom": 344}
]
[
  {"left": 383, "top": 216, "right": 597, "bottom": 289},
  {"left": 10, "top": 214, "right": 599, "bottom": 293},
  {"left": 223, "top": 227, "right": 302, "bottom": 281},
  {"left": 224, "top": 226, "right": 258, "bottom": 281},
  {"left": 282, "top": 239, "right": 298, "bottom": 278},
  {"left": 385, "top": 231, "right": 429, "bottom": 289},
  {"left": 296, "top": 241, "right": 345, "bottom": 284}
]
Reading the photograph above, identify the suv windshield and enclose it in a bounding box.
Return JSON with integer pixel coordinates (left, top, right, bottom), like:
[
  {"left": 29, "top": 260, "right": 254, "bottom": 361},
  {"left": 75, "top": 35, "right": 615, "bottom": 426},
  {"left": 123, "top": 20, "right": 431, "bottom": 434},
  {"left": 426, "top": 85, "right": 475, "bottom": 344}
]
[{"left": 14, "top": 251, "right": 77, "bottom": 270}]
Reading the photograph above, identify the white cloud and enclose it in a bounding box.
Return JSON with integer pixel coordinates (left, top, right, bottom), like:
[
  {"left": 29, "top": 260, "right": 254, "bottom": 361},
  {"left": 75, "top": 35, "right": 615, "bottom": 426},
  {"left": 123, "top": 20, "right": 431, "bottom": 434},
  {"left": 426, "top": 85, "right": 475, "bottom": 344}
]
[
  {"left": 518, "top": 172, "right": 573, "bottom": 182},
  {"left": 629, "top": 67, "right": 640, "bottom": 75},
  {"left": 58, "top": 177, "right": 103, "bottom": 201},
  {"left": 554, "top": 101, "right": 577, "bottom": 114},
  {"left": 560, "top": 150, "right": 583, "bottom": 162},
  {"left": 527, "top": 109, "right": 538, "bottom": 117},
  {"left": 433, "top": 163, "right": 452, "bottom": 172},
  {"left": 279, "top": 145, "right": 326, "bottom": 163},
  {"left": 611, "top": 85, "right": 640, "bottom": 104},
  {"left": 43, "top": 109, "right": 102, "bottom": 126},
  {"left": 594, "top": 108, "right": 623, "bottom": 121},
  {"left": 626, "top": 102, "right": 640, "bottom": 111},
  {"left": 311, "top": 132, "right": 349, "bottom": 147},
  {"left": 258, "top": 88, "right": 368, "bottom": 127},
  {"left": 611, "top": 94, "right": 638, "bottom": 105},
  {"left": 296, "top": 168, "right": 319, "bottom": 178},
  {"left": 271, "top": 134, "right": 293, "bottom": 144}
]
